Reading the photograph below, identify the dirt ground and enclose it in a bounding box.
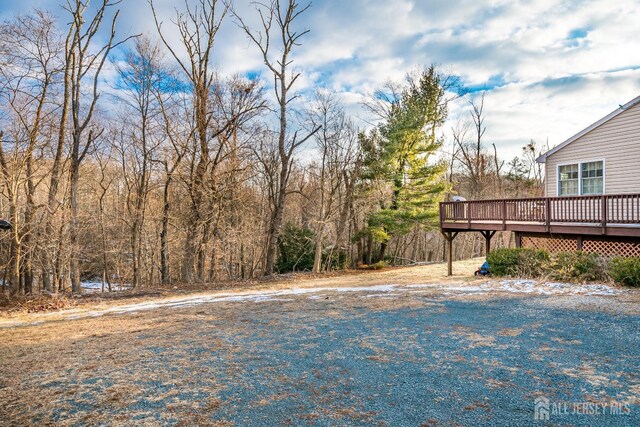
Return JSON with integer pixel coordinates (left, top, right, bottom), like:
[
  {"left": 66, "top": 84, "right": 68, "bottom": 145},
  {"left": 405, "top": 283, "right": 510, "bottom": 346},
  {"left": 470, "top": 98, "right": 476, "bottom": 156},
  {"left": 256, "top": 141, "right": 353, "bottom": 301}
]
[{"left": 1, "top": 259, "right": 639, "bottom": 426}]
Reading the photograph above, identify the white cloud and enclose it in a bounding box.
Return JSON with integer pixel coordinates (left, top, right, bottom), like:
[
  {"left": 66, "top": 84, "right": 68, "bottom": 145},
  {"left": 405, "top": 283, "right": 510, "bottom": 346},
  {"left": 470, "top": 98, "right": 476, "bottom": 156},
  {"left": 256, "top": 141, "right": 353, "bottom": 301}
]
[
  {"left": 1, "top": 0, "right": 639, "bottom": 163},
  {"left": 449, "top": 69, "right": 640, "bottom": 161}
]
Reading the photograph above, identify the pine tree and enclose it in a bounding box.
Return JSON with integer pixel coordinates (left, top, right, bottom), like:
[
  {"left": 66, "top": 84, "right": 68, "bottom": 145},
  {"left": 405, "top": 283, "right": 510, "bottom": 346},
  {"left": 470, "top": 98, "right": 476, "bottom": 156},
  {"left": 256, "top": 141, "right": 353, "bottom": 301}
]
[{"left": 361, "top": 66, "right": 450, "bottom": 262}]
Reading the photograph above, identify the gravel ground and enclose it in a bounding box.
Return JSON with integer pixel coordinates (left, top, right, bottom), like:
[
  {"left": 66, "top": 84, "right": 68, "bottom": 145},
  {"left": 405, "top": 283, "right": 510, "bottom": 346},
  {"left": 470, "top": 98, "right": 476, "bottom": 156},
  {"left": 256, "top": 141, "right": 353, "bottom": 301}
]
[{"left": 0, "top": 281, "right": 638, "bottom": 426}]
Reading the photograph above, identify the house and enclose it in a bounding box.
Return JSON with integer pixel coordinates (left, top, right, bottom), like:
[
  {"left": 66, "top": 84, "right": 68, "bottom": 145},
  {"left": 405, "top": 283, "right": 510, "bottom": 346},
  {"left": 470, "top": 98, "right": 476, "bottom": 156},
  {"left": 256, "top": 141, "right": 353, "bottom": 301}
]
[
  {"left": 439, "top": 95, "right": 640, "bottom": 275},
  {"left": 537, "top": 94, "right": 640, "bottom": 197}
]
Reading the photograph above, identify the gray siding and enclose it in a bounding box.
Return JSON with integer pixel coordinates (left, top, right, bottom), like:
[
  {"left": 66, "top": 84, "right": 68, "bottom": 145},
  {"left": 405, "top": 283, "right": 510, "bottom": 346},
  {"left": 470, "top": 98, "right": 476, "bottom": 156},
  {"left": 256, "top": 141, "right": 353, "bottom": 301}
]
[{"left": 545, "top": 102, "right": 640, "bottom": 196}]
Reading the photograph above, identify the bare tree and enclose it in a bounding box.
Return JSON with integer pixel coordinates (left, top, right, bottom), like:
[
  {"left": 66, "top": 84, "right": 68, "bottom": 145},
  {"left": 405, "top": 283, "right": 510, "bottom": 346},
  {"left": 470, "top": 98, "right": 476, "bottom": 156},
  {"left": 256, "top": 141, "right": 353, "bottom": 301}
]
[
  {"left": 306, "top": 90, "right": 359, "bottom": 272},
  {"left": 0, "top": 129, "right": 24, "bottom": 296},
  {"left": 151, "top": 0, "right": 227, "bottom": 283},
  {"left": 114, "top": 36, "right": 166, "bottom": 288},
  {"left": 92, "top": 141, "right": 115, "bottom": 292},
  {"left": 234, "top": 0, "right": 320, "bottom": 275},
  {"left": 64, "top": 0, "right": 135, "bottom": 293},
  {"left": 155, "top": 87, "right": 189, "bottom": 285},
  {"left": 0, "top": 10, "right": 62, "bottom": 294},
  {"left": 152, "top": 0, "right": 266, "bottom": 283},
  {"left": 453, "top": 94, "right": 500, "bottom": 198},
  {"left": 522, "top": 139, "right": 547, "bottom": 190}
]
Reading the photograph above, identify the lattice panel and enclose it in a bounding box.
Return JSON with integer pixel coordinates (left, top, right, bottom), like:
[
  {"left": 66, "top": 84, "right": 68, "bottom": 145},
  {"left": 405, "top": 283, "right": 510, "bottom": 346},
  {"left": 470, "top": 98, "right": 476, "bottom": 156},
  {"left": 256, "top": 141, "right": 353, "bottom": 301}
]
[
  {"left": 521, "top": 236, "right": 577, "bottom": 253},
  {"left": 583, "top": 240, "right": 640, "bottom": 258}
]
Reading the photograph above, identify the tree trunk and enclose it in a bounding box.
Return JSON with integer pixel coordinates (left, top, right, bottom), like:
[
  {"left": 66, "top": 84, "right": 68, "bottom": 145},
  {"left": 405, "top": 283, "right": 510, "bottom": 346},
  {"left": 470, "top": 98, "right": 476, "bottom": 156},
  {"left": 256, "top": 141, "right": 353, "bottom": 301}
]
[
  {"left": 181, "top": 222, "right": 198, "bottom": 283},
  {"left": 313, "top": 229, "right": 323, "bottom": 273},
  {"left": 69, "top": 152, "right": 81, "bottom": 293},
  {"left": 378, "top": 242, "right": 387, "bottom": 263},
  {"left": 365, "top": 234, "right": 373, "bottom": 265},
  {"left": 22, "top": 170, "right": 35, "bottom": 295},
  {"left": 160, "top": 175, "right": 171, "bottom": 285},
  {"left": 9, "top": 203, "right": 20, "bottom": 296},
  {"left": 265, "top": 166, "right": 288, "bottom": 275}
]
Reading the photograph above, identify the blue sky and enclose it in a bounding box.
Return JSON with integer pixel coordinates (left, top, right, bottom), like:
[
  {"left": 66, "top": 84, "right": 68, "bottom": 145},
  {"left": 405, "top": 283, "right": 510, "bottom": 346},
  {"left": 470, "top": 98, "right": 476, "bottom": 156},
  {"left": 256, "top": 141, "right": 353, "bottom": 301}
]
[{"left": 1, "top": 0, "right": 640, "bottom": 161}]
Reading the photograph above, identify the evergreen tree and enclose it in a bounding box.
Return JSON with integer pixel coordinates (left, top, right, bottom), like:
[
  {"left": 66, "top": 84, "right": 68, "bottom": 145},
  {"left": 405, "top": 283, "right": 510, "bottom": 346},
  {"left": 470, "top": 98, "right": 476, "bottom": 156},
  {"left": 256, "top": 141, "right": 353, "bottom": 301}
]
[{"left": 361, "top": 66, "right": 450, "bottom": 261}]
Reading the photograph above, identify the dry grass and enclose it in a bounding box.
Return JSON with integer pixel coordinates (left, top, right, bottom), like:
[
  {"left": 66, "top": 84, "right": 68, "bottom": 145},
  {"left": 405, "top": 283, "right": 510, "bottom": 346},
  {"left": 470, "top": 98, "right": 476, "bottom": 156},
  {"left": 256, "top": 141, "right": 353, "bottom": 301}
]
[{"left": 0, "top": 300, "right": 252, "bottom": 425}]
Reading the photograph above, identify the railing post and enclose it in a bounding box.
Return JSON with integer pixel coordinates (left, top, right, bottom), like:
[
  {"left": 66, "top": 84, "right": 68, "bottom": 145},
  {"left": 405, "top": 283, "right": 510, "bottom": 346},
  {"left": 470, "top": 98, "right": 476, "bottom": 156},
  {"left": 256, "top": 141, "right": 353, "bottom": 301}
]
[
  {"left": 502, "top": 200, "right": 507, "bottom": 230},
  {"left": 601, "top": 195, "right": 607, "bottom": 235},
  {"left": 467, "top": 202, "right": 471, "bottom": 230},
  {"left": 545, "top": 198, "right": 551, "bottom": 232}
]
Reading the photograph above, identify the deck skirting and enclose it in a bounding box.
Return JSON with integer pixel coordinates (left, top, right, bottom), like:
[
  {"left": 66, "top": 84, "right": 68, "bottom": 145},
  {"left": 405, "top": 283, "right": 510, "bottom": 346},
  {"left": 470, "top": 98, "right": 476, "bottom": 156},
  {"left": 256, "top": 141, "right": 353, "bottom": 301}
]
[{"left": 516, "top": 232, "right": 640, "bottom": 257}]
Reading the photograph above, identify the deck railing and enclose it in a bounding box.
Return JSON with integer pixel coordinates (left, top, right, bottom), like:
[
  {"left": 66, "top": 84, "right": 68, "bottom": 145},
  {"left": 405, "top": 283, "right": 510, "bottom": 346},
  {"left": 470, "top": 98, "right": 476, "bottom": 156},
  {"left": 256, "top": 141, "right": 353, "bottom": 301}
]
[{"left": 440, "top": 194, "right": 640, "bottom": 227}]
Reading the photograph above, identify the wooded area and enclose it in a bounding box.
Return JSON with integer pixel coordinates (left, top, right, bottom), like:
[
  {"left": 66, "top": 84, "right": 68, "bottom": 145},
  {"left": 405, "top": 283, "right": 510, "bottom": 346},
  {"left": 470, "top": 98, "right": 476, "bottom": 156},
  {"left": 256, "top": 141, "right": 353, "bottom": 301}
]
[{"left": 0, "top": 0, "right": 544, "bottom": 296}]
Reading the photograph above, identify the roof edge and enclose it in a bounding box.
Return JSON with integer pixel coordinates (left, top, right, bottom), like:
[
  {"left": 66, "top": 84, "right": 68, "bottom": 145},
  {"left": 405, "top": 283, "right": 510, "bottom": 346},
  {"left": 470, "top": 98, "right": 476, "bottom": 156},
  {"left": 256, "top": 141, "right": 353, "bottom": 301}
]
[{"left": 536, "top": 94, "right": 640, "bottom": 163}]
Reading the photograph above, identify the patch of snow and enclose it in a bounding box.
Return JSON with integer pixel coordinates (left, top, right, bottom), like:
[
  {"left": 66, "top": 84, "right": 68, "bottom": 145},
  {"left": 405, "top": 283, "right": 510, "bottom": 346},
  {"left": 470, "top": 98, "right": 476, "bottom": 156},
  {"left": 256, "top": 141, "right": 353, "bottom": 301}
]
[
  {"left": 0, "top": 278, "right": 629, "bottom": 329},
  {"left": 575, "top": 285, "right": 623, "bottom": 296},
  {"left": 439, "top": 280, "right": 626, "bottom": 297},
  {"left": 544, "top": 282, "right": 573, "bottom": 289},
  {"left": 487, "top": 280, "right": 624, "bottom": 296},
  {"left": 497, "top": 280, "right": 539, "bottom": 294},
  {"left": 404, "top": 284, "right": 440, "bottom": 289},
  {"left": 81, "top": 281, "right": 131, "bottom": 293},
  {"left": 335, "top": 284, "right": 399, "bottom": 293}
]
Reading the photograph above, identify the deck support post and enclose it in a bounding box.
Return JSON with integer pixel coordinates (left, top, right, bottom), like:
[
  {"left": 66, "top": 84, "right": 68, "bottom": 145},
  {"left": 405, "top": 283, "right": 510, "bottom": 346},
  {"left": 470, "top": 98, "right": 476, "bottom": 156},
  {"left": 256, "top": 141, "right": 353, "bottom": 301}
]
[
  {"left": 481, "top": 230, "right": 497, "bottom": 256},
  {"left": 515, "top": 232, "right": 522, "bottom": 248},
  {"left": 441, "top": 231, "right": 459, "bottom": 277}
]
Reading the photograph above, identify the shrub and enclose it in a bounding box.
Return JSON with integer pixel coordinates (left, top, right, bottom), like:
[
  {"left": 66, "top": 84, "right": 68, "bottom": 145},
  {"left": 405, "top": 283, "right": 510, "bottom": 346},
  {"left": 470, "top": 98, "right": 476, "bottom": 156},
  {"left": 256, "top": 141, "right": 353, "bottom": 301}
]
[
  {"left": 608, "top": 257, "right": 640, "bottom": 287},
  {"left": 322, "top": 248, "right": 348, "bottom": 271},
  {"left": 551, "top": 251, "right": 607, "bottom": 282},
  {"left": 487, "top": 248, "right": 640, "bottom": 288},
  {"left": 276, "top": 224, "right": 315, "bottom": 273},
  {"left": 367, "top": 261, "right": 388, "bottom": 270},
  {"left": 487, "top": 248, "right": 550, "bottom": 277}
]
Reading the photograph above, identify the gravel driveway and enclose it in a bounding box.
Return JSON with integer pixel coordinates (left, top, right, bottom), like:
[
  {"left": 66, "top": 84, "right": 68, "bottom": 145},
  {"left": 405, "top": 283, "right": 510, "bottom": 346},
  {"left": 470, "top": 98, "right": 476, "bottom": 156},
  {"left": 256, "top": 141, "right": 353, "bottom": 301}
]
[{"left": 1, "top": 280, "right": 638, "bottom": 426}]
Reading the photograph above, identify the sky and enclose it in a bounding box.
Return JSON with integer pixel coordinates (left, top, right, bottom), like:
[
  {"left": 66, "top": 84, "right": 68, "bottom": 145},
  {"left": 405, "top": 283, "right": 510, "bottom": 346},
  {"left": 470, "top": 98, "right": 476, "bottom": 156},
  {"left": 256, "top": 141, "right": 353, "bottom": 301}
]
[{"left": 1, "top": 0, "right": 639, "bottom": 162}]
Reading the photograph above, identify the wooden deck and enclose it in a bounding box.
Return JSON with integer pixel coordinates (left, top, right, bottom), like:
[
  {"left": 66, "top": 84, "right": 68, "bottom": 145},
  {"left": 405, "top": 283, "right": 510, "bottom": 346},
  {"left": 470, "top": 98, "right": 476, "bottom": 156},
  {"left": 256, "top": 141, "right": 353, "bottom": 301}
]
[
  {"left": 438, "top": 194, "right": 640, "bottom": 275},
  {"left": 440, "top": 194, "right": 640, "bottom": 237}
]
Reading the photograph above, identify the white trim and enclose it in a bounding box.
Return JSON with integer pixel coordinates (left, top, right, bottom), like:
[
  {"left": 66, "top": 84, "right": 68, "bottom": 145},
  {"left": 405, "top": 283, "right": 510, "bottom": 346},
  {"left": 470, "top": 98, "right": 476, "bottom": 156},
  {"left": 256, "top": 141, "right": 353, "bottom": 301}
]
[
  {"left": 556, "top": 159, "right": 606, "bottom": 196},
  {"left": 537, "top": 94, "right": 640, "bottom": 163},
  {"left": 603, "top": 159, "right": 606, "bottom": 195}
]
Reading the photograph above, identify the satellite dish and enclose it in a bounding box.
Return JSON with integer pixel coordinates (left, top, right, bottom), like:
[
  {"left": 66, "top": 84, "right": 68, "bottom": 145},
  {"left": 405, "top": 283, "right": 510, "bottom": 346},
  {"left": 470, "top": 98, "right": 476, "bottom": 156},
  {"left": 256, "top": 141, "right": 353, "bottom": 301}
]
[
  {"left": 452, "top": 196, "right": 467, "bottom": 202},
  {"left": 0, "top": 219, "right": 12, "bottom": 230}
]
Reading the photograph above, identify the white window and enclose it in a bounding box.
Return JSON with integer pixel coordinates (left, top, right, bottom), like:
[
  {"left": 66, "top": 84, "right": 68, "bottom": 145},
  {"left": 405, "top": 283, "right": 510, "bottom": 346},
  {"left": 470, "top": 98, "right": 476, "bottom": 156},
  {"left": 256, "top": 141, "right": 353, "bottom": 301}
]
[
  {"left": 559, "top": 164, "right": 579, "bottom": 195},
  {"left": 558, "top": 161, "right": 604, "bottom": 196},
  {"left": 581, "top": 161, "right": 604, "bottom": 195}
]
